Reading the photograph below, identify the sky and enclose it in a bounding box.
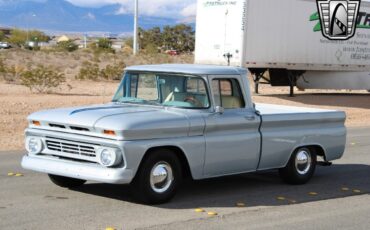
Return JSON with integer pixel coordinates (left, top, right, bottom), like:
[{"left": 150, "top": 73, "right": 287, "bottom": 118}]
[{"left": 66, "top": 0, "right": 198, "bottom": 20}]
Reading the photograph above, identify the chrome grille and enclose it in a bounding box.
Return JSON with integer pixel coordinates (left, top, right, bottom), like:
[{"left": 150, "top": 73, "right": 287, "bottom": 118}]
[{"left": 45, "top": 138, "right": 98, "bottom": 161}]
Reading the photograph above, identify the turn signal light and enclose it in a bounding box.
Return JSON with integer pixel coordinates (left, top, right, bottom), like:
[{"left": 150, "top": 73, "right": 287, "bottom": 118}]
[
  {"left": 104, "top": 130, "right": 116, "bottom": 136},
  {"left": 32, "top": 121, "right": 41, "bottom": 126}
]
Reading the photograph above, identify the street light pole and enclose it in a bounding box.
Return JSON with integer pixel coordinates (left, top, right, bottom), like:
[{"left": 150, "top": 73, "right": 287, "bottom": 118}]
[{"left": 133, "top": 0, "right": 139, "bottom": 55}]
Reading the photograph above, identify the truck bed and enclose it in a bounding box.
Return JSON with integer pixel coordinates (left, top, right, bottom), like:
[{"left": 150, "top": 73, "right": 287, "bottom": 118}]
[{"left": 255, "top": 103, "right": 346, "bottom": 171}]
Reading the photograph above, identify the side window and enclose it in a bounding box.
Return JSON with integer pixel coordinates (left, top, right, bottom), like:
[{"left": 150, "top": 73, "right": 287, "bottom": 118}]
[
  {"left": 212, "top": 78, "right": 245, "bottom": 109},
  {"left": 187, "top": 78, "right": 206, "bottom": 94}
]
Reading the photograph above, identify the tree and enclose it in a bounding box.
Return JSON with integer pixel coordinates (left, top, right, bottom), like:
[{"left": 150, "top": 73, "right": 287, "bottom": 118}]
[
  {"left": 162, "top": 24, "right": 194, "bottom": 52},
  {"left": 7, "top": 29, "right": 50, "bottom": 47},
  {"left": 138, "top": 27, "right": 162, "bottom": 53},
  {"left": 135, "top": 24, "right": 195, "bottom": 53}
]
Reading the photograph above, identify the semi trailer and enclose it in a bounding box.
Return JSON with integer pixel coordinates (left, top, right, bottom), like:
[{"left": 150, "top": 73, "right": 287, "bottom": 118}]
[{"left": 194, "top": 0, "right": 370, "bottom": 96}]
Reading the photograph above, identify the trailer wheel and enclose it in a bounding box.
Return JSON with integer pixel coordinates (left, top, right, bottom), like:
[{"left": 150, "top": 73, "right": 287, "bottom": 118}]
[
  {"left": 130, "top": 149, "right": 182, "bottom": 204},
  {"left": 279, "top": 147, "right": 317, "bottom": 185},
  {"left": 48, "top": 174, "right": 86, "bottom": 188}
]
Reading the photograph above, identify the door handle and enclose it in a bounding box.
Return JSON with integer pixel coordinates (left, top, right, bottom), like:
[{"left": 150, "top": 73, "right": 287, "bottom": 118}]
[{"left": 245, "top": 115, "right": 256, "bottom": 121}]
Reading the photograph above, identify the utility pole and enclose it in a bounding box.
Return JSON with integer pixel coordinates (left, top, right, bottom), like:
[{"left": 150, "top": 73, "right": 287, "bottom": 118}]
[{"left": 133, "top": 0, "right": 139, "bottom": 55}]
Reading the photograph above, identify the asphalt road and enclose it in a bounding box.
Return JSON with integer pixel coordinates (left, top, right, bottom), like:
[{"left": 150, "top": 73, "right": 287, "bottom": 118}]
[{"left": 0, "top": 128, "right": 369, "bottom": 230}]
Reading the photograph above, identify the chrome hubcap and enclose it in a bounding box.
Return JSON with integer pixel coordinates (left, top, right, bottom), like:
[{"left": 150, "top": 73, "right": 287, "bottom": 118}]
[
  {"left": 150, "top": 162, "right": 173, "bottom": 193},
  {"left": 295, "top": 150, "right": 312, "bottom": 175}
]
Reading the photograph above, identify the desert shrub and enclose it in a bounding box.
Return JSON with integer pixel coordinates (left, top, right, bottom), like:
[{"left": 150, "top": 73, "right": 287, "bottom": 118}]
[
  {"left": 0, "top": 59, "right": 5, "bottom": 73},
  {"left": 101, "top": 61, "right": 126, "bottom": 80},
  {"left": 20, "top": 65, "right": 65, "bottom": 93},
  {"left": 57, "top": 41, "right": 78, "bottom": 52},
  {"left": 2, "top": 64, "right": 26, "bottom": 84},
  {"left": 76, "top": 61, "right": 100, "bottom": 81}
]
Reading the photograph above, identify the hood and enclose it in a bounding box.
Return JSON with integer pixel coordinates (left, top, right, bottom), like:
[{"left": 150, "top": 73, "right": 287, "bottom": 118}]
[{"left": 28, "top": 103, "right": 190, "bottom": 140}]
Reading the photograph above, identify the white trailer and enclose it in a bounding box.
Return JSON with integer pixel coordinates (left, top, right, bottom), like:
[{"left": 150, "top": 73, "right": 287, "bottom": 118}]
[{"left": 194, "top": 0, "right": 370, "bottom": 95}]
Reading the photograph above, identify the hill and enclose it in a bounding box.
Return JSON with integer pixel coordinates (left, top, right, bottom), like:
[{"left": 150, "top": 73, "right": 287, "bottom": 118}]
[{"left": 0, "top": 0, "right": 178, "bottom": 34}]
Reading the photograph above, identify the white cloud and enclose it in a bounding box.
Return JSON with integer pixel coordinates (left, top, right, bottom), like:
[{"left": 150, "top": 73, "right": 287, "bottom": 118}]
[
  {"left": 66, "top": 0, "right": 197, "bottom": 21},
  {"left": 84, "top": 12, "right": 96, "bottom": 20}
]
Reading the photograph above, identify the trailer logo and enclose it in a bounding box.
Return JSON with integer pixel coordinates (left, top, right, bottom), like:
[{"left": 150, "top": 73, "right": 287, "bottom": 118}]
[{"left": 316, "top": 0, "right": 361, "bottom": 40}]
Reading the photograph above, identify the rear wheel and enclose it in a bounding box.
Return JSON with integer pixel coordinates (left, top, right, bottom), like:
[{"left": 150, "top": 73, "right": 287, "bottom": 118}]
[
  {"left": 131, "top": 149, "right": 182, "bottom": 204},
  {"left": 279, "top": 147, "right": 317, "bottom": 185},
  {"left": 48, "top": 174, "right": 86, "bottom": 188}
]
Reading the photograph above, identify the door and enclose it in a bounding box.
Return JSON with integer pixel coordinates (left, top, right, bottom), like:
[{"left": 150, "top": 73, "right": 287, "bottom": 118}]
[{"left": 204, "top": 76, "right": 261, "bottom": 176}]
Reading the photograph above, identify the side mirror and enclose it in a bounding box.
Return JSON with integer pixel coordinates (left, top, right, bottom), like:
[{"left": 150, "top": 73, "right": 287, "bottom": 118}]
[{"left": 215, "top": 106, "right": 225, "bottom": 114}]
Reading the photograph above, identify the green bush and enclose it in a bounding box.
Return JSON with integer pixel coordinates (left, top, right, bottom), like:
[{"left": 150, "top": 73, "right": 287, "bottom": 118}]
[
  {"left": 76, "top": 61, "right": 100, "bottom": 81},
  {"left": 97, "top": 38, "right": 112, "bottom": 49},
  {"left": 101, "top": 61, "right": 126, "bottom": 80},
  {"left": 57, "top": 41, "right": 78, "bottom": 52},
  {"left": 20, "top": 65, "right": 65, "bottom": 93}
]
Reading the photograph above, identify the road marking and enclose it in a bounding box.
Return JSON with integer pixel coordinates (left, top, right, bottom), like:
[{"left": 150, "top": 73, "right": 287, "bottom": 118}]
[
  {"left": 105, "top": 227, "right": 116, "bottom": 230},
  {"left": 341, "top": 187, "right": 350, "bottom": 191},
  {"left": 15, "top": 173, "right": 23, "bottom": 177},
  {"left": 7, "top": 172, "right": 15, "bottom": 176},
  {"left": 353, "top": 189, "right": 361, "bottom": 193},
  {"left": 207, "top": 211, "right": 218, "bottom": 216},
  {"left": 308, "top": 192, "right": 318, "bottom": 196},
  {"left": 195, "top": 208, "right": 205, "bottom": 213},
  {"left": 276, "top": 196, "right": 286, "bottom": 201},
  {"left": 236, "top": 202, "right": 246, "bottom": 207}
]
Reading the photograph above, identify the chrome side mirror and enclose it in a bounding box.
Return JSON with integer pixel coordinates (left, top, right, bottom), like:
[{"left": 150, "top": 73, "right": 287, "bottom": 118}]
[{"left": 215, "top": 106, "right": 225, "bottom": 114}]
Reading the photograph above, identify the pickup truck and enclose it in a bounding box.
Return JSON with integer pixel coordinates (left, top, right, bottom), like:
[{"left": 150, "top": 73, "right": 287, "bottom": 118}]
[{"left": 21, "top": 64, "right": 346, "bottom": 204}]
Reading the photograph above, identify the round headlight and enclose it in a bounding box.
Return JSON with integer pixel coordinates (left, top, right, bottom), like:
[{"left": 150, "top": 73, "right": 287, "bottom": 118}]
[
  {"left": 25, "top": 137, "right": 43, "bottom": 155},
  {"left": 99, "top": 148, "right": 121, "bottom": 167}
]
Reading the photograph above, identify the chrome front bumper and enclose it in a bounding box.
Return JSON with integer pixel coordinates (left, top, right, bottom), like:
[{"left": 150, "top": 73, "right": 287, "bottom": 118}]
[{"left": 21, "top": 155, "right": 134, "bottom": 184}]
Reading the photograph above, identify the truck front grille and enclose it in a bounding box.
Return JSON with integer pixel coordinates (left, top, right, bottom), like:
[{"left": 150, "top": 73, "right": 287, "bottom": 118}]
[{"left": 44, "top": 137, "right": 98, "bottom": 162}]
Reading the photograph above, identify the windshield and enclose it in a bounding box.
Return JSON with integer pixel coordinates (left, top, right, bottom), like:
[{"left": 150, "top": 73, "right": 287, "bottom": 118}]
[{"left": 112, "top": 72, "right": 210, "bottom": 109}]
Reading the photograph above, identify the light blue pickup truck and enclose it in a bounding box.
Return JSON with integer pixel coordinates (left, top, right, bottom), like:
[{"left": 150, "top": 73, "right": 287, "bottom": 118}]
[{"left": 22, "top": 64, "right": 346, "bottom": 204}]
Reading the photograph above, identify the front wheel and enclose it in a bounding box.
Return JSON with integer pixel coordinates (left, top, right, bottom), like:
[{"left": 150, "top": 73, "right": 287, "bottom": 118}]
[
  {"left": 48, "top": 174, "right": 86, "bottom": 188},
  {"left": 130, "top": 149, "right": 182, "bottom": 204},
  {"left": 279, "top": 147, "right": 317, "bottom": 185}
]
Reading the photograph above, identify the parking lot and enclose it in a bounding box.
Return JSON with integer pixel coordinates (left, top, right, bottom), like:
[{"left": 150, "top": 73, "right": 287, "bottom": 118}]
[{"left": 0, "top": 127, "right": 369, "bottom": 230}]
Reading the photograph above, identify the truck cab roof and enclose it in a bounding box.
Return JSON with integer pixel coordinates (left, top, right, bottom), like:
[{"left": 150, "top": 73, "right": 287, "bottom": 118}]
[{"left": 125, "top": 64, "right": 247, "bottom": 76}]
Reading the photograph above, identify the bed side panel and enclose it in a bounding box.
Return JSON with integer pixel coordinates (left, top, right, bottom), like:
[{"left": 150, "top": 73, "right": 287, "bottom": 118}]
[{"left": 258, "top": 111, "right": 346, "bottom": 170}]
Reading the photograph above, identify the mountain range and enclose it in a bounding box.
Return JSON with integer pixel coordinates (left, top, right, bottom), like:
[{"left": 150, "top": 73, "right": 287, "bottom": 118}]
[{"left": 0, "top": 0, "right": 180, "bottom": 35}]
